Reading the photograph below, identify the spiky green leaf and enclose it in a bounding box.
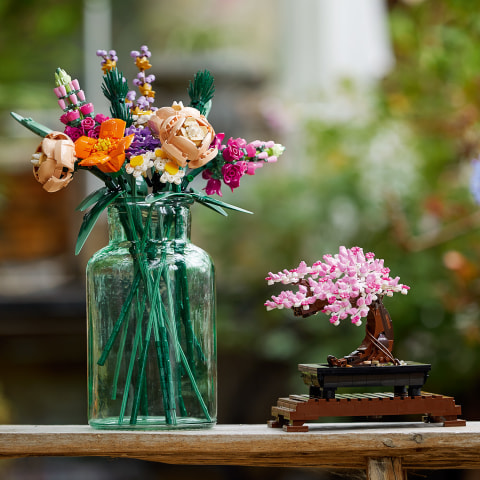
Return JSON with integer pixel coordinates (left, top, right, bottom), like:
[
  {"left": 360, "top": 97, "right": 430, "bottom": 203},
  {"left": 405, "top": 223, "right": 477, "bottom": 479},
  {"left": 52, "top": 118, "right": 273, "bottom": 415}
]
[{"left": 75, "top": 190, "right": 122, "bottom": 255}]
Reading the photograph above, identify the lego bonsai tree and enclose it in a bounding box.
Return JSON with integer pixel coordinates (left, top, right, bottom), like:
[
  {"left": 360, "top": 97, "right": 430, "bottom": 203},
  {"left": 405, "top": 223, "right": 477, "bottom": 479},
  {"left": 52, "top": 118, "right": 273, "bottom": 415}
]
[{"left": 265, "top": 246, "right": 410, "bottom": 367}]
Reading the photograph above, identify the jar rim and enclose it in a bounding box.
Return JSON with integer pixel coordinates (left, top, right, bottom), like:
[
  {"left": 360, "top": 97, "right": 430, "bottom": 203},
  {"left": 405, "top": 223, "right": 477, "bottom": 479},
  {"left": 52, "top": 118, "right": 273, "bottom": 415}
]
[{"left": 111, "top": 195, "right": 194, "bottom": 208}]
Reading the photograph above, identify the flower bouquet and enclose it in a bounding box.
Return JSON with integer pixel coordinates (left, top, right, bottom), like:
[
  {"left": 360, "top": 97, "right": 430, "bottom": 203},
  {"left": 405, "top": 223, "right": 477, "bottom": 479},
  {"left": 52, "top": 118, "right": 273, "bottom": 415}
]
[{"left": 12, "top": 45, "right": 284, "bottom": 429}]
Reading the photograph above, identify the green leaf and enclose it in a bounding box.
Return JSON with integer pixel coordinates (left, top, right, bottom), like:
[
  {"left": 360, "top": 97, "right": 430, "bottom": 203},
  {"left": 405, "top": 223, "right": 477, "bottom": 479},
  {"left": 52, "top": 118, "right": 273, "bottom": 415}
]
[
  {"left": 145, "top": 192, "right": 191, "bottom": 204},
  {"left": 75, "top": 190, "right": 122, "bottom": 255},
  {"left": 75, "top": 186, "right": 109, "bottom": 212},
  {"left": 188, "top": 70, "right": 215, "bottom": 117},
  {"left": 189, "top": 188, "right": 253, "bottom": 215},
  {"left": 192, "top": 196, "right": 228, "bottom": 216}
]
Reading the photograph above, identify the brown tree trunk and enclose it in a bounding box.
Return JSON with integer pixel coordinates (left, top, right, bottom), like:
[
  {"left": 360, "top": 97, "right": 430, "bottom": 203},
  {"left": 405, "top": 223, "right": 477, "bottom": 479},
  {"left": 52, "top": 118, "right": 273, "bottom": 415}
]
[
  {"left": 291, "top": 283, "right": 398, "bottom": 367},
  {"left": 327, "top": 299, "right": 398, "bottom": 367}
]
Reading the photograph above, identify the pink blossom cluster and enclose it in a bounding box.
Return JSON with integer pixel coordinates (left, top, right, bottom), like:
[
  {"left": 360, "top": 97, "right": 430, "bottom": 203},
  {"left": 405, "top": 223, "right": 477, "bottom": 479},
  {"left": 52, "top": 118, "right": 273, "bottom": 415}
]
[
  {"left": 63, "top": 114, "right": 110, "bottom": 141},
  {"left": 264, "top": 246, "right": 410, "bottom": 327},
  {"left": 202, "top": 134, "right": 284, "bottom": 196}
]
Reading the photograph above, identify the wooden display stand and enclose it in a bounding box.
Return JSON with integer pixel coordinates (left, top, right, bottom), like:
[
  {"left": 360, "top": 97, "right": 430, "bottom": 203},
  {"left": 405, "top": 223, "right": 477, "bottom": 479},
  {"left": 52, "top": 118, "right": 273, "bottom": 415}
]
[{"left": 268, "top": 363, "right": 466, "bottom": 432}]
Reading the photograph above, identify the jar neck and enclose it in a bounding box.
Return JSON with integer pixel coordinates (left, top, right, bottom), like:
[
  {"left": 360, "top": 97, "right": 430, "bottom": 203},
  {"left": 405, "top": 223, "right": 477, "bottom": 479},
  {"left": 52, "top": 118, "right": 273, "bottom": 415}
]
[{"left": 107, "top": 199, "right": 192, "bottom": 245}]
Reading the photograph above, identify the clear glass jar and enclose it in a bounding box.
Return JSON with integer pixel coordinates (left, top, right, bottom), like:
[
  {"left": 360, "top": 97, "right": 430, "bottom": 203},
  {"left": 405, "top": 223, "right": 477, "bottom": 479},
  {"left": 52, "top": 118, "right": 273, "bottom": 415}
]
[{"left": 86, "top": 198, "right": 216, "bottom": 429}]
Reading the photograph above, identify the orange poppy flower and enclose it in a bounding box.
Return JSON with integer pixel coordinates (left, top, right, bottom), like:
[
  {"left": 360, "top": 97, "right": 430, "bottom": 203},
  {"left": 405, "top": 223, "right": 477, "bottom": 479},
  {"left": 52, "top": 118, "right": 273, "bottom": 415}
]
[{"left": 75, "top": 118, "right": 134, "bottom": 173}]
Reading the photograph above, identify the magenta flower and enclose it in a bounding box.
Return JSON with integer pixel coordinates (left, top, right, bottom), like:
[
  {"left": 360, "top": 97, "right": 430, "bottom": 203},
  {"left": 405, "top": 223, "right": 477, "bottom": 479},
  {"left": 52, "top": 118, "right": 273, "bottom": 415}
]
[
  {"left": 245, "top": 143, "right": 257, "bottom": 157},
  {"left": 222, "top": 137, "right": 246, "bottom": 162},
  {"left": 222, "top": 161, "right": 247, "bottom": 191},
  {"left": 81, "top": 117, "right": 96, "bottom": 133},
  {"left": 80, "top": 103, "right": 94, "bottom": 115},
  {"left": 64, "top": 125, "right": 83, "bottom": 141},
  {"left": 94, "top": 113, "right": 109, "bottom": 124},
  {"left": 205, "top": 178, "right": 223, "bottom": 196},
  {"left": 87, "top": 125, "right": 102, "bottom": 138},
  {"left": 66, "top": 110, "right": 80, "bottom": 123},
  {"left": 211, "top": 133, "right": 225, "bottom": 149}
]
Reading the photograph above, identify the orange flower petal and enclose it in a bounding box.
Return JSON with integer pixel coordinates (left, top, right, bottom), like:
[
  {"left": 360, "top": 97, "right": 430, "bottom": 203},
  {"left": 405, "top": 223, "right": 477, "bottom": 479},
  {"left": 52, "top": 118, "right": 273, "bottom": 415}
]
[
  {"left": 75, "top": 136, "right": 97, "bottom": 159},
  {"left": 99, "top": 118, "right": 127, "bottom": 140},
  {"left": 79, "top": 151, "right": 109, "bottom": 167},
  {"left": 102, "top": 153, "right": 125, "bottom": 173}
]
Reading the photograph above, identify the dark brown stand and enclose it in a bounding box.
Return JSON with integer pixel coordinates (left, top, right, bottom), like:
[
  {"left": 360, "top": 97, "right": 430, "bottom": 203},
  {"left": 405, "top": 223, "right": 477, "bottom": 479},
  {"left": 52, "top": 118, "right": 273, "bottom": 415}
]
[{"left": 268, "top": 363, "right": 466, "bottom": 431}]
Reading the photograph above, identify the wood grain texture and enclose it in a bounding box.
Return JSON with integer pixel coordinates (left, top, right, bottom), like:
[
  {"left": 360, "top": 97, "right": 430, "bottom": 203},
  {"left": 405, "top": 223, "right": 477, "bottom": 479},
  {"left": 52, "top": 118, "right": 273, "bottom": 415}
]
[
  {"left": 0, "top": 422, "right": 478, "bottom": 471},
  {"left": 367, "top": 457, "right": 405, "bottom": 480}
]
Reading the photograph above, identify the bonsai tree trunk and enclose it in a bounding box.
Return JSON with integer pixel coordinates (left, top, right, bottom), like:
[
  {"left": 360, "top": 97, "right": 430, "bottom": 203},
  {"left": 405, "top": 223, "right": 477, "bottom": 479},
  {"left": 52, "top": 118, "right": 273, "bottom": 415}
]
[
  {"left": 293, "top": 293, "right": 398, "bottom": 367},
  {"left": 327, "top": 299, "right": 398, "bottom": 366}
]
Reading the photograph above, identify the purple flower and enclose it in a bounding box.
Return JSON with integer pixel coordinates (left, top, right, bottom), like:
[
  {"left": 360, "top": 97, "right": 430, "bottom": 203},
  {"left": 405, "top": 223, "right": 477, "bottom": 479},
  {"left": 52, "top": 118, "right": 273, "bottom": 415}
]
[
  {"left": 222, "top": 137, "right": 246, "bottom": 162},
  {"left": 136, "top": 96, "right": 151, "bottom": 109},
  {"left": 205, "top": 178, "right": 223, "bottom": 196},
  {"left": 64, "top": 126, "right": 83, "bottom": 141},
  {"left": 222, "top": 161, "right": 247, "bottom": 192},
  {"left": 81, "top": 117, "right": 96, "bottom": 133},
  {"left": 125, "top": 126, "right": 160, "bottom": 158}
]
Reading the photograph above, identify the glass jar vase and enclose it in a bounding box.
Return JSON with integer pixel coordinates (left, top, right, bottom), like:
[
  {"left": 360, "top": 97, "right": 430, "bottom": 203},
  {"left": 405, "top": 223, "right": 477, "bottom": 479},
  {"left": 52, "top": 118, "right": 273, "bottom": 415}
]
[{"left": 86, "top": 197, "right": 216, "bottom": 429}]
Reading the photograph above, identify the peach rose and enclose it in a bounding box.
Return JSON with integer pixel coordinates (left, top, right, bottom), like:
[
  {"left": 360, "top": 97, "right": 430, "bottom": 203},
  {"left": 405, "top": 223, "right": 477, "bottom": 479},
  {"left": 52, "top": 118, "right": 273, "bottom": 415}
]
[
  {"left": 31, "top": 132, "right": 75, "bottom": 192},
  {"left": 148, "top": 102, "right": 217, "bottom": 169}
]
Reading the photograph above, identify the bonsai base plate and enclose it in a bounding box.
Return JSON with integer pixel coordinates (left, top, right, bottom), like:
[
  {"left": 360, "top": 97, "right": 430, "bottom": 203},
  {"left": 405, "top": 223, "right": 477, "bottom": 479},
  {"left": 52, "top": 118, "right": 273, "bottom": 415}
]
[
  {"left": 268, "top": 392, "right": 466, "bottom": 432},
  {"left": 299, "top": 362, "right": 432, "bottom": 399}
]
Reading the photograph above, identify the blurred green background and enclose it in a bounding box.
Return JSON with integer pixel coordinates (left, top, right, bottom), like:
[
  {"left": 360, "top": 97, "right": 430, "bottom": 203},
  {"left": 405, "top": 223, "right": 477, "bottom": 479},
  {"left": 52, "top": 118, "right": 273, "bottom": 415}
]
[{"left": 1, "top": 0, "right": 480, "bottom": 479}]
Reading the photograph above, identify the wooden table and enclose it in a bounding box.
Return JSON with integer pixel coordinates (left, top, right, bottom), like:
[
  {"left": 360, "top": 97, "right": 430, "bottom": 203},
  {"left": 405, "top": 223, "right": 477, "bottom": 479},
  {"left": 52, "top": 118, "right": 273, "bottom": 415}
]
[{"left": 0, "top": 422, "right": 478, "bottom": 479}]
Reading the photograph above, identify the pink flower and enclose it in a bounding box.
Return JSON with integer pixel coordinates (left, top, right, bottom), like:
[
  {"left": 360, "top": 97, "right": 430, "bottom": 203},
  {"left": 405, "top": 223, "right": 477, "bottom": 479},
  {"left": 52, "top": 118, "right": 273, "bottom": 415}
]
[
  {"left": 94, "top": 113, "right": 110, "bottom": 124},
  {"left": 80, "top": 103, "right": 94, "bottom": 115},
  {"left": 211, "top": 133, "right": 225, "bottom": 149},
  {"left": 87, "top": 125, "right": 101, "bottom": 138},
  {"left": 245, "top": 143, "right": 257, "bottom": 157},
  {"left": 222, "top": 137, "right": 246, "bottom": 162},
  {"left": 205, "top": 178, "right": 223, "bottom": 196},
  {"left": 64, "top": 126, "right": 83, "bottom": 141},
  {"left": 222, "top": 161, "right": 247, "bottom": 191},
  {"left": 66, "top": 110, "right": 80, "bottom": 123},
  {"left": 245, "top": 162, "right": 263, "bottom": 175},
  {"left": 81, "top": 117, "right": 96, "bottom": 133}
]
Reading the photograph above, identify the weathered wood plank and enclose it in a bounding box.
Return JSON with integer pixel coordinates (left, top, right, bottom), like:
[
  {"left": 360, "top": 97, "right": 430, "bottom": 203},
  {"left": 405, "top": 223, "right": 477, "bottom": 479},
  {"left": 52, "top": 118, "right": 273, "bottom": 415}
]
[
  {"left": 367, "top": 457, "right": 405, "bottom": 480},
  {"left": 0, "top": 422, "right": 478, "bottom": 471}
]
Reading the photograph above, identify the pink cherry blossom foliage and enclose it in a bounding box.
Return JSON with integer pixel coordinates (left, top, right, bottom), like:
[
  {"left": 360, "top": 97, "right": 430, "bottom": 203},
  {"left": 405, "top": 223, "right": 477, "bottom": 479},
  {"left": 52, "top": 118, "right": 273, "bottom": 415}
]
[{"left": 264, "top": 246, "right": 410, "bottom": 327}]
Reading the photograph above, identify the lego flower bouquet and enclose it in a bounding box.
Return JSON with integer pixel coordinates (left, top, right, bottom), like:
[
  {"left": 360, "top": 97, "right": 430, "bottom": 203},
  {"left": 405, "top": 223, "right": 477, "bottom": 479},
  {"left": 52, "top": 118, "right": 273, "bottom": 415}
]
[{"left": 13, "top": 45, "right": 284, "bottom": 429}]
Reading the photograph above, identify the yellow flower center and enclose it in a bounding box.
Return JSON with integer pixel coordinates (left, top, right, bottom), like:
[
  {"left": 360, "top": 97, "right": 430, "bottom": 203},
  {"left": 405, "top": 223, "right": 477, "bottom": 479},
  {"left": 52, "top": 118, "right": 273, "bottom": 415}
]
[
  {"left": 95, "top": 138, "right": 114, "bottom": 152},
  {"left": 130, "top": 155, "right": 144, "bottom": 168},
  {"left": 165, "top": 161, "right": 179, "bottom": 175},
  {"left": 155, "top": 148, "right": 168, "bottom": 159}
]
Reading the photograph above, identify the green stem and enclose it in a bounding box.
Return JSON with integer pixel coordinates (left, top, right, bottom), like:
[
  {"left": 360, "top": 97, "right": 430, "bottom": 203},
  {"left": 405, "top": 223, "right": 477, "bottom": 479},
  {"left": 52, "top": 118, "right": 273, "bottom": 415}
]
[
  {"left": 153, "top": 307, "right": 177, "bottom": 424},
  {"left": 118, "top": 307, "right": 144, "bottom": 424},
  {"left": 177, "top": 339, "right": 212, "bottom": 422},
  {"left": 110, "top": 316, "right": 129, "bottom": 400},
  {"left": 98, "top": 269, "right": 141, "bottom": 366}
]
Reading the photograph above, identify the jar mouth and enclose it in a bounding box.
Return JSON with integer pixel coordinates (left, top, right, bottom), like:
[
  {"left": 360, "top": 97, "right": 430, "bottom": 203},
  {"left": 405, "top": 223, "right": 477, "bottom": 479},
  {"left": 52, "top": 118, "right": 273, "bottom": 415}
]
[{"left": 112, "top": 195, "right": 194, "bottom": 208}]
